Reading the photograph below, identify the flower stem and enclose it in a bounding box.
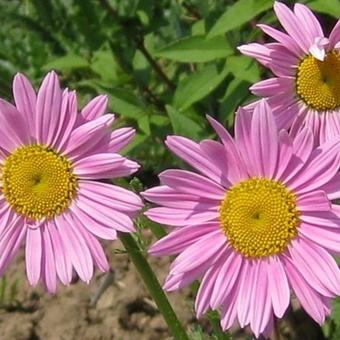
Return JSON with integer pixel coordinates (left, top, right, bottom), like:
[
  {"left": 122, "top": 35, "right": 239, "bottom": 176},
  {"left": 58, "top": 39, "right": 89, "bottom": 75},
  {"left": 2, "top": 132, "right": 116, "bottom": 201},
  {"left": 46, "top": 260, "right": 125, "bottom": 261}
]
[{"left": 118, "top": 233, "right": 189, "bottom": 340}]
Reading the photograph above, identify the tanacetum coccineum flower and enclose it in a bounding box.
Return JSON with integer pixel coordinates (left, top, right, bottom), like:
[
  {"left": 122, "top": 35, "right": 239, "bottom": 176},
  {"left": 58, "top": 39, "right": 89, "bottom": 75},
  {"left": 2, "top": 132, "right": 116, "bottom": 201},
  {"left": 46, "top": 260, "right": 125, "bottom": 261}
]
[
  {"left": 0, "top": 71, "right": 142, "bottom": 292},
  {"left": 143, "top": 100, "right": 340, "bottom": 337},
  {"left": 238, "top": 2, "right": 340, "bottom": 144}
]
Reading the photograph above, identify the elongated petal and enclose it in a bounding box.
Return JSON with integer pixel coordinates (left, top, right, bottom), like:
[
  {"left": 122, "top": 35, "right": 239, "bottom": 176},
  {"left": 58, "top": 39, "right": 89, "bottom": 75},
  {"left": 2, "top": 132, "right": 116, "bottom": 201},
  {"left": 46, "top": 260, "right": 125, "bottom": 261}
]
[
  {"left": 36, "top": 71, "right": 62, "bottom": 146},
  {"left": 13, "top": 73, "right": 36, "bottom": 137},
  {"left": 267, "top": 256, "right": 290, "bottom": 318},
  {"left": 166, "top": 136, "right": 224, "bottom": 185},
  {"left": 159, "top": 169, "right": 225, "bottom": 200},
  {"left": 251, "top": 100, "right": 278, "bottom": 178},
  {"left": 25, "top": 227, "right": 42, "bottom": 286},
  {"left": 81, "top": 95, "right": 108, "bottom": 121},
  {"left": 149, "top": 223, "right": 218, "bottom": 256}
]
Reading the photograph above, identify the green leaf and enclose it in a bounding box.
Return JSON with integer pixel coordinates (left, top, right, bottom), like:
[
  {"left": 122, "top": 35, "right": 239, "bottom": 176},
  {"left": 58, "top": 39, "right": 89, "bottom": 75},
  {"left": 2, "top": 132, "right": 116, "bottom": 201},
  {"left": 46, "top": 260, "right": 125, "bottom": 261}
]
[
  {"left": 227, "top": 56, "right": 260, "bottom": 83},
  {"left": 108, "top": 88, "right": 146, "bottom": 120},
  {"left": 307, "top": 0, "right": 340, "bottom": 17},
  {"left": 173, "top": 65, "right": 229, "bottom": 111},
  {"left": 208, "top": 0, "right": 272, "bottom": 38},
  {"left": 155, "top": 35, "right": 232, "bottom": 62},
  {"left": 166, "top": 105, "right": 203, "bottom": 139},
  {"left": 43, "top": 54, "right": 89, "bottom": 71}
]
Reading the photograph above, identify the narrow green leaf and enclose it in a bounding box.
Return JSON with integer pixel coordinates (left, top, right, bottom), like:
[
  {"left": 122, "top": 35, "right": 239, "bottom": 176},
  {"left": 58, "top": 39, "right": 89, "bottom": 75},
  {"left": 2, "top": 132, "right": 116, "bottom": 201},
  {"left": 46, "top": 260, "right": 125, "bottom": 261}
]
[
  {"left": 167, "top": 105, "right": 203, "bottom": 139},
  {"left": 307, "top": 0, "right": 340, "bottom": 17},
  {"left": 155, "top": 35, "right": 232, "bottom": 62},
  {"left": 108, "top": 88, "right": 146, "bottom": 120},
  {"left": 227, "top": 56, "right": 260, "bottom": 83},
  {"left": 173, "top": 65, "right": 228, "bottom": 111},
  {"left": 43, "top": 54, "right": 89, "bottom": 71},
  {"left": 208, "top": 0, "right": 272, "bottom": 38}
]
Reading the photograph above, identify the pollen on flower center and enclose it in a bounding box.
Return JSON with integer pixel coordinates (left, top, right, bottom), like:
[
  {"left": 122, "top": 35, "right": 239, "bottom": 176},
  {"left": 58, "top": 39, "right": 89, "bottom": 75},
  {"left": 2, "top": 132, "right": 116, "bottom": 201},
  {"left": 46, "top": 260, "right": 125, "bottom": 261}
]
[
  {"left": 219, "top": 178, "right": 299, "bottom": 258},
  {"left": 296, "top": 51, "right": 340, "bottom": 111},
  {"left": 2, "top": 145, "right": 77, "bottom": 220}
]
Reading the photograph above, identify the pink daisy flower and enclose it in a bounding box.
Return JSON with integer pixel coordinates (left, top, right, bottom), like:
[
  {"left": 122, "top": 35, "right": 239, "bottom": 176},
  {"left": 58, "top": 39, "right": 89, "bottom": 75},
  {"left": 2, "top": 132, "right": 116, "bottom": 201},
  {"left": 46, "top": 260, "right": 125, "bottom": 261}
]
[
  {"left": 238, "top": 2, "right": 340, "bottom": 144},
  {"left": 0, "top": 71, "right": 142, "bottom": 293},
  {"left": 142, "top": 100, "right": 340, "bottom": 337}
]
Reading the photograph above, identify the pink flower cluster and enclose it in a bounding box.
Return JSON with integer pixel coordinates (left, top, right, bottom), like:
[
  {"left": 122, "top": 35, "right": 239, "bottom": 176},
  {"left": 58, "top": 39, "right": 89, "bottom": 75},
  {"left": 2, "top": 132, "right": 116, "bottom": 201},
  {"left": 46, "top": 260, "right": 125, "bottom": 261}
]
[{"left": 0, "top": 2, "right": 339, "bottom": 339}]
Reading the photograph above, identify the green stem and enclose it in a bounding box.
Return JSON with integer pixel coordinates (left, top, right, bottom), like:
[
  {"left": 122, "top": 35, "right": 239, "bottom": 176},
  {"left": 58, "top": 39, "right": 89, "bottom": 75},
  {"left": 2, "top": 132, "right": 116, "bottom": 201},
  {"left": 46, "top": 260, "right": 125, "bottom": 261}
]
[{"left": 119, "top": 233, "right": 189, "bottom": 340}]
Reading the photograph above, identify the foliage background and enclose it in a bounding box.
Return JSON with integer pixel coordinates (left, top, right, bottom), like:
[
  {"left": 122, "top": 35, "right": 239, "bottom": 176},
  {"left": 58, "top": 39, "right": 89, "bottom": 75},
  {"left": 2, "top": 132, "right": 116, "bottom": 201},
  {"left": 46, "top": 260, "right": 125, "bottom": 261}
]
[{"left": 0, "top": 0, "right": 340, "bottom": 338}]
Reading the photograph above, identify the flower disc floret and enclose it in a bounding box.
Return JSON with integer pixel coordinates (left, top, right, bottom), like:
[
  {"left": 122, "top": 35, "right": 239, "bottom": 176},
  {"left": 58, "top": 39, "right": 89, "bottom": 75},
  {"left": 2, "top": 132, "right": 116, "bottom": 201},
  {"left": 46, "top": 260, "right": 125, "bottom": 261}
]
[
  {"left": 2, "top": 145, "right": 77, "bottom": 220},
  {"left": 219, "top": 177, "right": 299, "bottom": 258},
  {"left": 296, "top": 51, "right": 340, "bottom": 111}
]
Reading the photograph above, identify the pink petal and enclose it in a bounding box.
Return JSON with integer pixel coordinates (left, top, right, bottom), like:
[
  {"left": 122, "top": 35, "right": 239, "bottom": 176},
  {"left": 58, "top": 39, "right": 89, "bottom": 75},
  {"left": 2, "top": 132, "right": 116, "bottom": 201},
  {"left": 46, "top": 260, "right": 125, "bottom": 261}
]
[
  {"left": 299, "top": 222, "right": 340, "bottom": 254},
  {"left": 200, "top": 139, "right": 245, "bottom": 185},
  {"left": 251, "top": 99, "right": 279, "bottom": 178},
  {"left": 0, "top": 99, "right": 30, "bottom": 151},
  {"left": 142, "top": 185, "right": 219, "bottom": 210},
  {"left": 41, "top": 224, "right": 57, "bottom": 293},
  {"left": 25, "top": 227, "right": 42, "bottom": 286},
  {"left": 294, "top": 3, "right": 324, "bottom": 46},
  {"left": 165, "top": 136, "right": 224, "bottom": 185},
  {"left": 297, "top": 190, "right": 331, "bottom": 212},
  {"left": 81, "top": 95, "right": 108, "bottom": 121},
  {"left": 289, "top": 238, "right": 340, "bottom": 296},
  {"left": 12, "top": 73, "right": 36, "bottom": 137},
  {"left": 63, "top": 114, "right": 115, "bottom": 160},
  {"left": 69, "top": 202, "right": 117, "bottom": 240},
  {"left": 210, "top": 250, "right": 243, "bottom": 309},
  {"left": 159, "top": 169, "right": 225, "bottom": 200},
  {"left": 145, "top": 206, "right": 218, "bottom": 227},
  {"left": 220, "top": 284, "right": 239, "bottom": 330},
  {"left": 55, "top": 213, "right": 94, "bottom": 283},
  {"left": 235, "top": 107, "right": 257, "bottom": 176},
  {"left": 237, "top": 260, "right": 253, "bottom": 327},
  {"left": 48, "top": 220, "right": 73, "bottom": 285},
  {"left": 109, "top": 127, "right": 135, "bottom": 153},
  {"left": 300, "top": 210, "right": 340, "bottom": 229},
  {"left": 75, "top": 222, "right": 109, "bottom": 272},
  {"left": 195, "top": 262, "right": 222, "bottom": 318},
  {"left": 249, "top": 261, "right": 272, "bottom": 338},
  {"left": 257, "top": 23, "right": 302, "bottom": 57},
  {"left": 79, "top": 180, "right": 142, "bottom": 214},
  {"left": 329, "top": 20, "right": 340, "bottom": 49},
  {"left": 169, "top": 230, "right": 226, "bottom": 275},
  {"left": 273, "top": 2, "right": 310, "bottom": 52},
  {"left": 149, "top": 222, "right": 219, "bottom": 256},
  {"left": 0, "top": 217, "right": 26, "bottom": 276},
  {"left": 283, "top": 256, "right": 330, "bottom": 324},
  {"left": 163, "top": 266, "right": 206, "bottom": 291},
  {"left": 54, "top": 90, "right": 78, "bottom": 151},
  {"left": 287, "top": 136, "right": 340, "bottom": 194},
  {"left": 274, "top": 130, "right": 293, "bottom": 180},
  {"left": 267, "top": 256, "right": 290, "bottom": 318},
  {"left": 321, "top": 172, "right": 340, "bottom": 200},
  {"left": 35, "top": 71, "right": 62, "bottom": 146},
  {"left": 74, "top": 194, "right": 135, "bottom": 233},
  {"left": 250, "top": 77, "right": 293, "bottom": 97},
  {"left": 73, "top": 153, "right": 127, "bottom": 179}
]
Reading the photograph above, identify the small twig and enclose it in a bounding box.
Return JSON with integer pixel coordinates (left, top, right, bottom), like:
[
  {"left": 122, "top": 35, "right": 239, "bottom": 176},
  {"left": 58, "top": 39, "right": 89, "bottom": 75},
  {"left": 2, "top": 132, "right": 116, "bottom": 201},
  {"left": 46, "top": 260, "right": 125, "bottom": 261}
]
[
  {"left": 99, "top": 0, "right": 175, "bottom": 92},
  {"left": 182, "top": 1, "right": 201, "bottom": 20},
  {"left": 89, "top": 270, "right": 115, "bottom": 308}
]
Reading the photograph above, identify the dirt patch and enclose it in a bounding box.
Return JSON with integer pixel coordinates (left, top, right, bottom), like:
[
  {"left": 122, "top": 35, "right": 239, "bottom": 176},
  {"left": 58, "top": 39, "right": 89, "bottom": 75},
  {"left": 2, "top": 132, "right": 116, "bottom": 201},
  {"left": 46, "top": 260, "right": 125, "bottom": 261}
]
[{"left": 0, "top": 233, "right": 194, "bottom": 340}]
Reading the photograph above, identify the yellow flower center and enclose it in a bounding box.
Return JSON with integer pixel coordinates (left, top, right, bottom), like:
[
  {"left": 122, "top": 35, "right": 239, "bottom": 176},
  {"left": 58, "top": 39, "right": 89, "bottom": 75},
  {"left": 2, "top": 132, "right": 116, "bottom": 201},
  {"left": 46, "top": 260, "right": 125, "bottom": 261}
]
[
  {"left": 2, "top": 145, "right": 77, "bottom": 220},
  {"left": 296, "top": 51, "right": 340, "bottom": 111},
  {"left": 219, "top": 178, "right": 299, "bottom": 258}
]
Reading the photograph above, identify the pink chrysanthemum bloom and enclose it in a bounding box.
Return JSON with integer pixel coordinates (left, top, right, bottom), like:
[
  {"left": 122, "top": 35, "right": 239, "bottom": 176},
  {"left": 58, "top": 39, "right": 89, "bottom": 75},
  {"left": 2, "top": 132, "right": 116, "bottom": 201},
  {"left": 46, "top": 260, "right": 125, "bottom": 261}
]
[
  {"left": 0, "top": 71, "right": 142, "bottom": 293},
  {"left": 143, "top": 100, "right": 340, "bottom": 337},
  {"left": 238, "top": 2, "right": 340, "bottom": 144}
]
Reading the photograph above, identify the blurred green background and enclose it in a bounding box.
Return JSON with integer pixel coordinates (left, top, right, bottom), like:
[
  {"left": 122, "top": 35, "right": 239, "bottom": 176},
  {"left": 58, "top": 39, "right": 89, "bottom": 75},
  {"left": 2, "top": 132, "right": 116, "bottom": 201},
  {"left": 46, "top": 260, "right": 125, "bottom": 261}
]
[{"left": 0, "top": 0, "right": 339, "bottom": 182}]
